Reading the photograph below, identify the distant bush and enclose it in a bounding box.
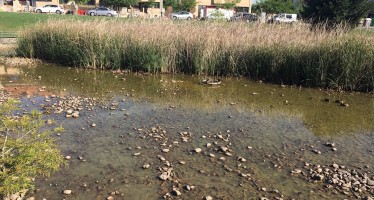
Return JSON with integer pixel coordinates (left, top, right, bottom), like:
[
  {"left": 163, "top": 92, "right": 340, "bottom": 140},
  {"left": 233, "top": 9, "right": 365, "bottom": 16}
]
[
  {"left": 301, "top": 0, "right": 371, "bottom": 28},
  {"left": 17, "top": 19, "right": 374, "bottom": 91}
]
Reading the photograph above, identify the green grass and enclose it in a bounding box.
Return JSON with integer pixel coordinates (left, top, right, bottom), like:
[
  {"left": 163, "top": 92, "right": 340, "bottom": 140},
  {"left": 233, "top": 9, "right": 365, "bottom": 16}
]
[{"left": 0, "top": 12, "right": 88, "bottom": 32}]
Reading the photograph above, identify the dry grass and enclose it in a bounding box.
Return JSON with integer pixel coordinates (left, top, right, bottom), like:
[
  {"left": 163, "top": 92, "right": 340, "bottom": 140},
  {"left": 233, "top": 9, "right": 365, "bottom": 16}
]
[{"left": 16, "top": 19, "right": 374, "bottom": 91}]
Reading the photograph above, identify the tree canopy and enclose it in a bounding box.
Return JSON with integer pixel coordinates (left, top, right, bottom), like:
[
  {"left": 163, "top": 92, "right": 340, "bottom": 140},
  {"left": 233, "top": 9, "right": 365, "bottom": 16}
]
[
  {"left": 164, "top": 0, "right": 196, "bottom": 12},
  {"left": 301, "top": 0, "right": 371, "bottom": 27},
  {"left": 101, "top": 0, "right": 139, "bottom": 7},
  {"left": 252, "top": 0, "right": 297, "bottom": 14}
]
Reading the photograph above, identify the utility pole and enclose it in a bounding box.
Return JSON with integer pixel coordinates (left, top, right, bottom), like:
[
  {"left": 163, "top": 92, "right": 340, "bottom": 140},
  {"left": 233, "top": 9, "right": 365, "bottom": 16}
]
[
  {"left": 249, "top": 0, "right": 252, "bottom": 13},
  {"left": 160, "top": 0, "right": 163, "bottom": 18}
]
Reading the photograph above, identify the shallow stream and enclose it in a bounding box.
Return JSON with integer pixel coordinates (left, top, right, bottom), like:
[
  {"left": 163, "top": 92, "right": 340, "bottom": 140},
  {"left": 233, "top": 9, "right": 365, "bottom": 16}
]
[{"left": 0, "top": 64, "right": 373, "bottom": 199}]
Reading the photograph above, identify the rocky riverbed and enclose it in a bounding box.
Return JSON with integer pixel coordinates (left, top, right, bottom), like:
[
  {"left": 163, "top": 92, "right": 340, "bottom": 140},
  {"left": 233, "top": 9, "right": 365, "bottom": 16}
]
[
  {"left": 10, "top": 93, "right": 370, "bottom": 200},
  {"left": 0, "top": 62, "right": 373, "bottom": 199}
]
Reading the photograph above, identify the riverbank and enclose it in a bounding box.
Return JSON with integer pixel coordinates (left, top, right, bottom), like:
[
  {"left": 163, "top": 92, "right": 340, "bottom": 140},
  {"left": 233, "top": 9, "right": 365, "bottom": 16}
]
[{"left": 16, "top": 19, "right": 374, "bottom": 92}]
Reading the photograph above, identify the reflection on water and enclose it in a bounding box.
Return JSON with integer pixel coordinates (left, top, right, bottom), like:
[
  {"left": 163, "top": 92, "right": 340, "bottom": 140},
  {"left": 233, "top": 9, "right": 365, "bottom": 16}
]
[
  {"left": 0, "top": 64, "right": 373, "bottom": 199},
  {"left": 2, "top": 64, "right": 373, "bottom": 136}
]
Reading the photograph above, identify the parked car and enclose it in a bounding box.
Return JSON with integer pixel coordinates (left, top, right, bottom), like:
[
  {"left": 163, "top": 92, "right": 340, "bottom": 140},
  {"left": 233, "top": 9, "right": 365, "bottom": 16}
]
[
  {"left": 230, "top": 12, "right": 258, "bottom": 22},
  {"left": 269, "top": 13, "right": 298, "bottom": 23},
  {"left": 87, "top": 7, "right": 118, "bottom": 17},
  {"left": 34, "top": 4, "right": 64, "bottom": 14},
  {"left": 169, "top": 11, "right": 193, "bottom": 20}
]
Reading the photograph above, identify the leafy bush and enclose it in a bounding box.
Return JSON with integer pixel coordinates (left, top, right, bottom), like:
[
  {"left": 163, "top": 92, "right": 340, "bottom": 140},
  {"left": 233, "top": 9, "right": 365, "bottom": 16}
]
[
  {"left": 301, "top": 0, "right": 371, "bottom": 28},
  {"left": 0, "top": 99, "right": 65, "bottom": 196}
]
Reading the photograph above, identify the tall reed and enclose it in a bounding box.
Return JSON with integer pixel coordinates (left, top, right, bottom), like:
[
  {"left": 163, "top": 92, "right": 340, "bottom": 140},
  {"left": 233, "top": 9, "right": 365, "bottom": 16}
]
[{"left": 17, "top": 19, "right": 374, "bottom": 91}]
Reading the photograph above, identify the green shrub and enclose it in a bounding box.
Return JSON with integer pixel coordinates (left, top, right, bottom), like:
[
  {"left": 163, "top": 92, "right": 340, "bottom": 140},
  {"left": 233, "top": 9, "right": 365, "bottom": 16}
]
[{"left": 0, "top": 99, "right": 65, "bottom": 196}]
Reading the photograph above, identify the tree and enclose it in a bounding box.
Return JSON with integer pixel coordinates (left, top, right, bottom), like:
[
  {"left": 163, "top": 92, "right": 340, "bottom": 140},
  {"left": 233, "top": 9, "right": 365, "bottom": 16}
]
[
  {"left": 164, "top": 0, "right": 196, "bottom": 12},
  {"left": 0, "top": 99, "right": 65, "bottom": 197},
  {"left": 223, "top": 0, "right": 240, "bottom": 9},
  {"left": 301, "top": 0, "right": 371, "bottom": 27},
  {"left": 180, "top": 0, "right": 196, "bottom": 11},
  {"left": 252, "top": 0, "right": 296, "bottom": 14},
  {"left": 101, "top": 0, "right": 139, "bottom": 8}
]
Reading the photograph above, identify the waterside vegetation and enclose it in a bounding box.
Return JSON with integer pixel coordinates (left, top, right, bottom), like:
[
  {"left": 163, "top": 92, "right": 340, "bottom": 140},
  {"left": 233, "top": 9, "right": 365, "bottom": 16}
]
[
  {"left": 0, "top": 98, "right": 65, "bottom": 197},
  {"left": 17, "top": 19, "right": 374, "bottom": 91}
]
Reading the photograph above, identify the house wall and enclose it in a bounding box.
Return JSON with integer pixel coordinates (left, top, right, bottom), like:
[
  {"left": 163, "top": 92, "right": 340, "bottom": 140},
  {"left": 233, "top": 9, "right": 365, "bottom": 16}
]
[
  {"left": 193, "top": 0, "right": 251, "bottom": 17},
  {"left": 35, "top": 0, "right": 59, "bottom": 7}
]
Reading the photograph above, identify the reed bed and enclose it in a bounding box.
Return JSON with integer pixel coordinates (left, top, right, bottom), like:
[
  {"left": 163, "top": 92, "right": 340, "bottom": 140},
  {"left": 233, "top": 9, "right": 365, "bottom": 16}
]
[{"left": 17, "top": 19, "right": 374, "bottom": 91}]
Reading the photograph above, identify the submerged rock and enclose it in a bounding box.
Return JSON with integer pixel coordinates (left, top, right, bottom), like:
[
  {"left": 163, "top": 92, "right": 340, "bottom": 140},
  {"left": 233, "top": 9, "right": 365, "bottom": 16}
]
[
  {"left": 194, "top": 148, "right": 202, "bottom": 153},
  {"left": 63, "top": 190, "right": 72, "bottom": 195}
]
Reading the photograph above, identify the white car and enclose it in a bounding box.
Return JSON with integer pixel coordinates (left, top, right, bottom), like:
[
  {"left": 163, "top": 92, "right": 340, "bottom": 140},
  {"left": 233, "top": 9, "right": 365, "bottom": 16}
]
[
  {"left": 34, "top": 4, "right": 64, "bottom": 14},
  {"left": 274, "top": 13, "right": 298, "bottom": 23},
  {"left": 170, "top": 11, "right": 193, "bottom": 20}
]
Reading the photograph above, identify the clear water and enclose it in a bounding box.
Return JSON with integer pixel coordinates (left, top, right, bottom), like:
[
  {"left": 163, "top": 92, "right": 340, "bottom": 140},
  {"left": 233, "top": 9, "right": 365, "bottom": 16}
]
[{"left": 0, "top": 64, "right": 373, "bottom": 199}]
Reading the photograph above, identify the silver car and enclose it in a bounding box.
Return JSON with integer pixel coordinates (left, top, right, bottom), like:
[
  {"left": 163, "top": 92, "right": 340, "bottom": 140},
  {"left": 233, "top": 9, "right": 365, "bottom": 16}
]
[
  {"left": 170, "top": 11, "right": 193, "bottom": 20},
  {"left": 87, "top": 7, "right": 118, "bottom": 17}
]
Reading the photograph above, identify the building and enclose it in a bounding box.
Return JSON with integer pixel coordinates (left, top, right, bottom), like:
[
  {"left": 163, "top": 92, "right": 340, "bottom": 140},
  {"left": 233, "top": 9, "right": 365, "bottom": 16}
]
[{"left": 194, "top": 0, "right": 252, "bottom": 18}]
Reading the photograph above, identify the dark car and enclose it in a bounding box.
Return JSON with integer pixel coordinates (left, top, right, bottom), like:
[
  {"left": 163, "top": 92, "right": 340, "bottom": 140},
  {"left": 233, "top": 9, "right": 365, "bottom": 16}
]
[{"left": 230, "top": 12, "right": 258, "bottom": 22}]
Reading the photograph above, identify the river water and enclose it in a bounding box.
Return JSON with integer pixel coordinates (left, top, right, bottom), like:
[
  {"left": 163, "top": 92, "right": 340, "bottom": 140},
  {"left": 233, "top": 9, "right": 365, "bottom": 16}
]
[{"left": 0, "top": 64, "right": 373, "bottom": 200}]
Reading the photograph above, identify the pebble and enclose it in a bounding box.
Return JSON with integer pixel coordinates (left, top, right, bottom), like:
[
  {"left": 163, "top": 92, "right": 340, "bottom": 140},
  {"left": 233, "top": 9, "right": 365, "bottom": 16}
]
[
  {"left": 206, "top": 143, "right": 212, "bottom": 148},
  {"left": 107, "top": 196, "right": 114, "bottom": 200},
  {"left": 204, "top": 196, "right": 213, "bottom": 200},
  {"left": 261, "top": 187, "right": 267, "bottom": 191},
  {"left": 63, "top": 190, "right": 72, "bottom": 195},
  {"left": 185, "top": 185, "right": 192, "bottom": 191},
  {"left": 91, "top": 123, "right": 96, "bottom": 127},
  {"left": 220, "top": 146, "right": 228, "bottom": 152},
  {"left": 159, "top": 173, "right": 170, "bottom": 181},
  {"left": 312, "top": 149, "right": 321, "bottom": 154},
  {"left": 65, "top": 156, "right": 71, "bottom": 160},
  {"left": 72, "top": 112, "right": 79, "bottom": 118},
  {"left": 162, "top": 149, "right": 170, "bottom": 153},
  {"left": 194, "top": 148, "right": 202, "bottom": 153},
  {"left": 219, "top": 157, "right": 226, "bottom": 161},
  {"left": 237, "top": 157, "right": 246, "bottom": 162},
  {"left": 172, "top": 188, "right": 181, "bottom": 196},
  {"left": 179, "top": 161, "right": 186, "bottom": 165},
  {"left": 143, "top": 163, "right": 150, "bottom": 169},
  {"left": 325, "top": 142, "right": 335, "bottom": 147},
  {"left": 134, "top": 152, "right": 141, "bottom": 156},
  {"left": 368, "top": 179, "right": 374, "bottom": 186}
]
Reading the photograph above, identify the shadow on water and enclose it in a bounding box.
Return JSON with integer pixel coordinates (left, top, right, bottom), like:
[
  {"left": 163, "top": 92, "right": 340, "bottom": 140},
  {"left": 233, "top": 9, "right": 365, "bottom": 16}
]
[{"left": 0, "top": 64, "right": 373, "bottom": 199}]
